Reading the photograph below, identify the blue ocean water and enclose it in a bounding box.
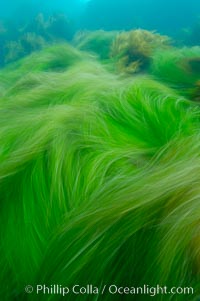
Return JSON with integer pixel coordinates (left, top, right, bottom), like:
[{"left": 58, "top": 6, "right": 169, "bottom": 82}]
[
  {"left": 0, "top": 0, "right": 200, "bottom": 35},
  {"left": 0, "top": 0, "right": 200, "bottom": 66}
]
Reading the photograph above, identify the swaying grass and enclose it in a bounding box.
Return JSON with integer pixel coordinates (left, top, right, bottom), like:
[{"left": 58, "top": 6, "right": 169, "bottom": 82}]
[
  {"left": 150, "top": 47, "right": 200, "bottom": 99},
  {"left": 0, "top": 43, "right": 200, "bottom": 301},
  {"left": 0, "top": 43, "right": 90, "bottom": 93},
  {"left": 73, "top": 30, "right": 117, "bottom": 60}
]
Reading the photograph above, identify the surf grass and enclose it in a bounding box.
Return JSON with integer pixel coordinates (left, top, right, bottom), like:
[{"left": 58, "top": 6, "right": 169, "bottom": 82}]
[
  {"left": 0, "top": 43, "right": 90, "bottom": 93},
  {"left": 73, "top": 30, "right": 117, "bottom": 60},
  {"left": 1, "top": 46, "right": 200, "bottom": 301},
  {"left": 150, "top": 47, "right": 200, "bottom": 98}
]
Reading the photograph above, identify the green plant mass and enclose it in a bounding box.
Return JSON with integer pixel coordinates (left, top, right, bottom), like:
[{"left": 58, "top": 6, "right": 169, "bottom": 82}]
[
  {"left": 150, "top": 46, "right": 200, "bottom": 99},
  {"left": 73, "top": 30, "right": 117, "bottom": 60},
  {"left": 0, "top": 28, "right": 200, "bottom": 301},
  {"left": 110, "top": 29, "right": 171, "bottom": 74}
]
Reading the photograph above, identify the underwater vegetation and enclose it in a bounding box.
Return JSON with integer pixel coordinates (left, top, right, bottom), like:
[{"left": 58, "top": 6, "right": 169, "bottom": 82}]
[
  {"left": 4, "top": 33, "right": 46, "bottom": 64},
  {"left": 0, "top": 12, "right": 73, "bottom": 65},
  {"left": 73, "top": 30, "right": 117, "bottom": 60},
  {"left": 1, "top": 29, "right": 200, "bottom": 301},
  {"left": 110, "top": 29, "right": 171, "bottom": 74},
  {"left": 150, "top": 46, "right": 200, "bottom": 100},
  {"left": 0, "top": 43, "right": 94, "bottom": 101}
]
